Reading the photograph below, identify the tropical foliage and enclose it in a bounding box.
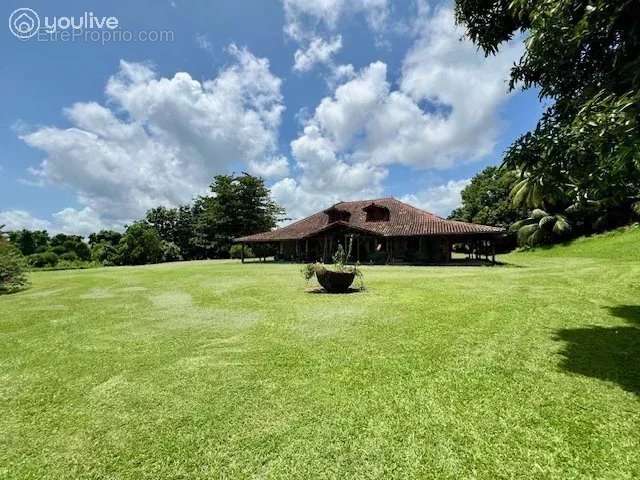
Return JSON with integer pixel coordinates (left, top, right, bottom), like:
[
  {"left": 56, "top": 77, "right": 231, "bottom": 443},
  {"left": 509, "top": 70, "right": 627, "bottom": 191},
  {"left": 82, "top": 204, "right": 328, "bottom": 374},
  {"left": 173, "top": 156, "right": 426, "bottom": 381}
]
[
  {"left": 449, "top": 166, "right": 526, "bottom": 227},
  {"left": 510, "top": 209, "right": 572, "bottom": 247},
  {"left": 455, "top": 0, "right": 640, "bottom": 245}
]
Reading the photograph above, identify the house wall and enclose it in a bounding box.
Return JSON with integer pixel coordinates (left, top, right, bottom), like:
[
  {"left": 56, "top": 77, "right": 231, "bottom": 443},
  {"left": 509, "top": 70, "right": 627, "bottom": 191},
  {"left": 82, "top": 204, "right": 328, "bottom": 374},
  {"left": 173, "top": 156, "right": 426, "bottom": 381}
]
[
  {"left": 390, "top": 236, "right": 450, "bottom": 263},
  {"left": 271, "top": 235, "right": 452, "bottom": 264}
]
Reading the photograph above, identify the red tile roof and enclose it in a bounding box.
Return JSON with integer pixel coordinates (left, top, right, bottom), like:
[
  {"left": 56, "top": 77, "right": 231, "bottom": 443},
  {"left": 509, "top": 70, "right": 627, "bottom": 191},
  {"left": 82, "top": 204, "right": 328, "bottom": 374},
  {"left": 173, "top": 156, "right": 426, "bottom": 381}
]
[{"left": 235, "top": 197, "right": 504, "bottom": 242}]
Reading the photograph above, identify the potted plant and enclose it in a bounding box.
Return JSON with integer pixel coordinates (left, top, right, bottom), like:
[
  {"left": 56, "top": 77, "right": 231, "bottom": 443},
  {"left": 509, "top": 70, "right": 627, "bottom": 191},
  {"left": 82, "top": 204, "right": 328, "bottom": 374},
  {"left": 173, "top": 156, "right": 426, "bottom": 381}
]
[{"left": 301, "top": 236, "right": 364, "bottom": 293}]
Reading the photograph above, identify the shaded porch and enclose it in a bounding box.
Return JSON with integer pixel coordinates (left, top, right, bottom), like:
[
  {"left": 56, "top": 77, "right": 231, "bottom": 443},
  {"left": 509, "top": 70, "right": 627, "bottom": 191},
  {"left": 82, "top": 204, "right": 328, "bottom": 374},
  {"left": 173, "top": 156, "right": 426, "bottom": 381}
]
[{"left": 238, "top": 225, "right": 500, "bottom": 265}]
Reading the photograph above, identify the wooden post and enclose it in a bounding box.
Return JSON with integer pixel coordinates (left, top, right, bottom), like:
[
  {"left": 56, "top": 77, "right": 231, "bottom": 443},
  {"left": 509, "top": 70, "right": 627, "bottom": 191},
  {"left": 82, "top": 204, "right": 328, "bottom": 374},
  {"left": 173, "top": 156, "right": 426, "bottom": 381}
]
[
  {"left": 356, "top": 236, "right": 360, "bottom": 263},
  {"left": 241, "top": 243, "right": 245, "bottom": 263},
  {"left": 386, "top": 238, "right": 389, "bottom": 264},
  {"left": 323, "top": 236, "right": 327, "bottom": 263},
  {"left": 385, "top": 238, "right": 389, "bottom": 264}
]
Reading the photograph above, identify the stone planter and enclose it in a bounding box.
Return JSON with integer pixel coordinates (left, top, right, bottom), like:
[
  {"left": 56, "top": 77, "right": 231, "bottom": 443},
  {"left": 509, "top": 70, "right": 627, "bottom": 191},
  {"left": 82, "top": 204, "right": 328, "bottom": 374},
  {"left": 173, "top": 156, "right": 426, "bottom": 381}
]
[{"left": 315, "top": 268, "right": 356, "bottom": 293}]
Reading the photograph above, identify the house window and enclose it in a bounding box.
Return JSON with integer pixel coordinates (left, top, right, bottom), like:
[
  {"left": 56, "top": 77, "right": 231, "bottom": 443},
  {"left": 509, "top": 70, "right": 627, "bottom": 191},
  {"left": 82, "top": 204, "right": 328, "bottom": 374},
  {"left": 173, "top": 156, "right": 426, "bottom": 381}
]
[
  {"left": 364, "top": 204, "right": 390, "bottom": 222},
  {"left": 325, "top": 208, "right": 351, "bottom": 223}
]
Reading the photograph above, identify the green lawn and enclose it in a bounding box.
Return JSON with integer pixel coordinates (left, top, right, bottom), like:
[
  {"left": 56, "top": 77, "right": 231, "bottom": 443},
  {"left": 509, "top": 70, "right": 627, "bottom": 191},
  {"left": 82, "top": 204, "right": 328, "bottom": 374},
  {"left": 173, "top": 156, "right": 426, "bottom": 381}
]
[{"left": 2, "top": 228, "right": 640, "bottom": 479}]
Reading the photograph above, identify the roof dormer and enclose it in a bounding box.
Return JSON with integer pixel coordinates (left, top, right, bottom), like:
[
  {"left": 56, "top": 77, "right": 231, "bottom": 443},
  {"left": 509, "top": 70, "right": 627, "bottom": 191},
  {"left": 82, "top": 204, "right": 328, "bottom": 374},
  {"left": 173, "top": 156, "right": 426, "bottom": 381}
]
[
  {"left": 324, "top": 206, "right": 351, "bottom": 224},
  {"left": 363, "top": 203, "right": 390, "bottom": 222}
]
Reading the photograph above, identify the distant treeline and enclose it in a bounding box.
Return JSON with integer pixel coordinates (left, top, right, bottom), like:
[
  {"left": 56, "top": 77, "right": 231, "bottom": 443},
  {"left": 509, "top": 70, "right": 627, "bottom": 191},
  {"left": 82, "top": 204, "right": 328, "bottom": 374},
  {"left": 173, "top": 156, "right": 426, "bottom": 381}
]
[{"left": 8, "top": 173, "right": 284, "bottom": 269}]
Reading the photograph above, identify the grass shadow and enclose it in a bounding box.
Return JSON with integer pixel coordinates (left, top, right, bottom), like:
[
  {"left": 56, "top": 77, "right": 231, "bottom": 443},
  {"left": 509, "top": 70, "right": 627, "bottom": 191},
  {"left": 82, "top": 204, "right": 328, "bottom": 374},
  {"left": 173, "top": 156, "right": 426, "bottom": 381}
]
[
  {"left": 554, "top": 305, "right": 640, "bottom": 395},
  {"left": 305, "top": 287, "right": 363, "bottom": 295}
]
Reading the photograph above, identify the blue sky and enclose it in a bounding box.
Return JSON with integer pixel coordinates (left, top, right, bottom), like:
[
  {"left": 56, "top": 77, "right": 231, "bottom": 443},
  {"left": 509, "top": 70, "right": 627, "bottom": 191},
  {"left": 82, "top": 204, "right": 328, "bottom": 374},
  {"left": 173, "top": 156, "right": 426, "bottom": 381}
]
[{"left": 0, "top": 0, "right": 544, "bottom": 234}]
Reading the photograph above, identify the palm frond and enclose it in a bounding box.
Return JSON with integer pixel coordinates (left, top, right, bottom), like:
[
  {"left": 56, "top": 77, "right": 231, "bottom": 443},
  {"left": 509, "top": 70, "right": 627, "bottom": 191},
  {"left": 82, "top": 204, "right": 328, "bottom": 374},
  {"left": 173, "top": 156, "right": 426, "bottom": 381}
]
[
  {"left": 552, "top": 217, "right": 572, "bottom": 236},
  {"left": 531, "top": 208, "right": 549, "bottom": 220},
  {"left": 538, "top": 215, "right": 556, "bottom": 231}
]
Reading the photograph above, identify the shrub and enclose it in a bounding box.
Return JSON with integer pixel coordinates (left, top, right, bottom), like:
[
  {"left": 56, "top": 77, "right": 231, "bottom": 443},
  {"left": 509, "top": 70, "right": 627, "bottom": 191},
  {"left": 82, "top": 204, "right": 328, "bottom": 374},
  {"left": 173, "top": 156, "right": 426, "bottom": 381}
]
[
  {"left": 229, "top": 244, "right": 255, "bottom": 259},
  {"left": 301, "top": 262, "right": 321, "bottom": 281},
  {"left": 0, "top": 244, "right": 29, "bottom": 293},
  {"left": 91, "top": 242, "right": 119, "bottom": 266},
  {"left": 161, "top": 241, "right": 183, "bottom": 262},
  {"left": 55, "top": 259, "right": 99, "bottom": 271},
  {"left": 51, "top": 245, "right": 66, "bottom": 255},
  {"left": 59, "top": 251, "right": 79, "bottom": 262},
  {"left": 28, "top": 251, "right": 59, "bottom": 268}
]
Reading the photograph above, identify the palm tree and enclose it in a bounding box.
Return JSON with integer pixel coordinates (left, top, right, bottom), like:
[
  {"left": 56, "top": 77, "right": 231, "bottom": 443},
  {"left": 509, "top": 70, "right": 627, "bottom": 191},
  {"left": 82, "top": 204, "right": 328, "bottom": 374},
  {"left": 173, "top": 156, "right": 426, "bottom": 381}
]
[{"left": 510, "top": 209, "right": 572, "bottom": 247}]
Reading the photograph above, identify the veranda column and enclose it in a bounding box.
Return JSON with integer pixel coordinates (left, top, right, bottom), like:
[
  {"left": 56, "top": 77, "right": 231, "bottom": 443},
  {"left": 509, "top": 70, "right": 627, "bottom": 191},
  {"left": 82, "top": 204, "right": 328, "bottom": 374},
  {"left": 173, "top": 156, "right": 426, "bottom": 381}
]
[{"left": 323, "top": 236, "right": 327, "bottom": 263}]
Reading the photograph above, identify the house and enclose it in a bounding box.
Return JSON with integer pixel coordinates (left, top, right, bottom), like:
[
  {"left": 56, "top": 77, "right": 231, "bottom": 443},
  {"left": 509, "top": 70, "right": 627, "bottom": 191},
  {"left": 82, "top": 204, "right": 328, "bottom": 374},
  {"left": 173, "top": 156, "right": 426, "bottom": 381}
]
[{"left": 234, "top": 197, "right": 504, "bottom": 264}]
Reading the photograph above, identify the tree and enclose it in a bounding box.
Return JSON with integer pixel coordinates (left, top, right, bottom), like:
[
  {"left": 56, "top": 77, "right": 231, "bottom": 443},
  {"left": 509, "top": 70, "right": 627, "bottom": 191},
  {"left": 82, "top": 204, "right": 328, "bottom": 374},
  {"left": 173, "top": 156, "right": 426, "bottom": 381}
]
[
  {"left": 0, "top": 243, "right": 29, "bottom": 293},
  {"left": 91, "top": 242, "right": 119, "bottom": 266},
  {"left": 28, "top": 251, "right": 59, "bottom": 268},
  {"left": 449, "top": 166, "right": 526, "bottom": 227},
  {"left": 173, "top": 205, "right": 197, "bottom": 259},
  {"left": 510, "top": 209, "right": 572, "bottom": 247},
  {"left": 196, "top": 173, "right": 284, "bottom": 257},
  {"left": 88, "top": 230, "right": 122, "bottom": 247},
  {"left": 455, "top": 0, "right": 640, "bottom": 223},
  {"left": 50, "top": 234, "right": 91, "bottom": 261},
  {"left": 145, "top": 207, "right": 178, "bottom": 243},
  {"left": 229, "top": 244, "right": 255, "bottom": 259},
  {"left": 191, "top": 196, "right": 219, "bottom": 258},
  {"left": 89, "top": 230, "right": 123, "bottom": 266},
  {"left": 161, "top": 241, "right": 182, "bottom": 262},
  {"left": 9, "top": 229, "right": 49, "bottom": 256},
  {"left": 117, "top": 221, "right": 163, "bottom": 265}
]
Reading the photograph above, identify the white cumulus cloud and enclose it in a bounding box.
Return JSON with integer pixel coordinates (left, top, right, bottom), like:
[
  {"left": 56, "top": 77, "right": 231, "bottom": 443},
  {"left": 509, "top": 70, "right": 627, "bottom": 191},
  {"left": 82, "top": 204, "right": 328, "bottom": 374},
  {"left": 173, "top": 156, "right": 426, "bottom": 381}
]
[
  {"left": 400, "top": 179, "right": 471, "bottom": 218},
  {"left": 282, "top": 0, "right": 388, "bottom": 72},
  {"left": 273, "top": 7, "right": 521, "bottom": 220},
  {"left": 20, "top": 46, "right": 285, "bottom": 231},
  {"left": 0, "top": 210, "right": 52, "bottom": 231},
  {"left": 293, "top": 35, "right": 342, "bottom": 72},
  {"left": 247, "top": 156, "right": 290, "bottom": 179},
  {"left": 0, "top": 207, "right": 115, "bottom": 236},
  {"left": 283, "top": 0, "right": 388, "bottom": 41}
]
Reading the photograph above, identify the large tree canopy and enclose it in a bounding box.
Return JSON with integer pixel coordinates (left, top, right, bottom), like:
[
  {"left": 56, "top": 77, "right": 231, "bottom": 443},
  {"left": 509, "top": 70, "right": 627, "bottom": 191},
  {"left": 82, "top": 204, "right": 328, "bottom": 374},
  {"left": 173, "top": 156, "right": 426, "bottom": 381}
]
[
  {"left": 449, "top": 166, "right": 525, "bottom": 228},
  {"left": 196, "top": 173, "right": 284, "bottom": 257},
  {"left": 117, "top": 222, "right": 164, "bottom": 265},
  {"left": 455, "top": 0, "right": 640, "bottom": 225}
]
